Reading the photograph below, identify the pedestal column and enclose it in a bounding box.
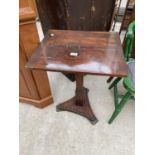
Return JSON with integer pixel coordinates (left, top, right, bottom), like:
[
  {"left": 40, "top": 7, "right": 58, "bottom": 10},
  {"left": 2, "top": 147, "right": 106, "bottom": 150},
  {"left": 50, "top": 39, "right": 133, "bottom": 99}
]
[{"left": 56, "top": 73, "right": 98, "bottom": 125}]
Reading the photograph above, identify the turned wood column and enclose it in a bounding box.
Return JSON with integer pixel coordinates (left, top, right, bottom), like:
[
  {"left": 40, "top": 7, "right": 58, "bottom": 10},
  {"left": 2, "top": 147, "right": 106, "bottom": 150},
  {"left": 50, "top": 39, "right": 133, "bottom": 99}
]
[
  {"left": 75, "top": 74, "right": 85, "bottom": 106},
  {"left": 56, "top": 73, "right": 98, "bottom": 125}
]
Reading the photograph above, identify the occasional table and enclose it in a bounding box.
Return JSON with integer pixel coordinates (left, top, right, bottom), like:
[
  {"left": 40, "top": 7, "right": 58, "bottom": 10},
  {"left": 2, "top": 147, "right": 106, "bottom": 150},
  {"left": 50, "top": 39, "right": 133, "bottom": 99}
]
[{"left": 26, "top": 30, "right": 128, "bottom": 125}]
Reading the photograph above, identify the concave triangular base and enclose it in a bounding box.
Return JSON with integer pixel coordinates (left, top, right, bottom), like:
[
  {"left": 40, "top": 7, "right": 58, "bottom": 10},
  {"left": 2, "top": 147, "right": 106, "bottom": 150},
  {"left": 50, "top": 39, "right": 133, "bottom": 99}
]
[{"left": 56, "top": 88, "right": 98, "bottom": 125}]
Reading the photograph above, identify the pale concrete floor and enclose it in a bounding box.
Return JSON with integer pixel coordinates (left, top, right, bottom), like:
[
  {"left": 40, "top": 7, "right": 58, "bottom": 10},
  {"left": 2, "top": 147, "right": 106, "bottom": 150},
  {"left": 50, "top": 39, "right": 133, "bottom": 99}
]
[
  {"left": 19, "top": 21, "right": 135, "bottom": 155},
  {"left": 20, "top": 73, "right": 135, "bottom": 155}
]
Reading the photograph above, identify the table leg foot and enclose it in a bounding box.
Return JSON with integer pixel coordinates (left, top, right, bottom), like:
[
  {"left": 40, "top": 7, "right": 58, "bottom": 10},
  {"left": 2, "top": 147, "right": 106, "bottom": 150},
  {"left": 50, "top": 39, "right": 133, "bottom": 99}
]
[
  {"left": 56, "top": 106, "right": 61, "bottom": 112},
  {"left": 56, "top": 87, "right": 98, "bottom": 125},
  {"left": 89, "top": 116, "right": 98, "bottom": 125}
]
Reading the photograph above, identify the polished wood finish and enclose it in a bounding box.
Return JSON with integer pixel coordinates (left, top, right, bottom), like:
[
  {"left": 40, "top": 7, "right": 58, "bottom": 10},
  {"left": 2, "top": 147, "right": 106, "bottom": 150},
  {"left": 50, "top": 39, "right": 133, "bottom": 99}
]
[
  {"left": 36, "top": 0, "right": 117, "bottom": 82},
  {"left": 19, "top": 7, "right": 36, "bottom": 23},
  {"left": 20, "top": 0, "right": 38, "bottom": 16},
  {"left": 27, "top": 0, "right": 39, "bottom": 17},
  {"left": 20, "top": 0, "right": 29, "bottom": 8},
  {"left": 26, "top": 30, "right": 128, "bottom": 77},
  {"left": 57, "top": 74, "right": 98, "bottom": 124},
  {"left": 19, "top": 3, "right": 53, "bottom": 108},
  {"left": 26, "top": 30, "right": 127, "bottom": 124}
]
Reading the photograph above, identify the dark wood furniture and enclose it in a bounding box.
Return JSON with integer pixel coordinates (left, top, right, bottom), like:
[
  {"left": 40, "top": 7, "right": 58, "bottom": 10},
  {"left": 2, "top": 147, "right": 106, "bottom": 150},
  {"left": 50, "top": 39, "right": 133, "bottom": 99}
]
[
  {"left": 36, "top": 0, "right": 117, "bottom": 82},
  {"left": 121, "top": 0, "right": 135, "bottom": 59},
  {"left": 36, "top": 0, "right": 116, "bottom": 34},
  {"left": 26, "top": 30, "right": 128, "bottom": 124},
  {"left": 19, "top": 0, "right": 53, "bottom": 108},
  {"left": 119, "top": 0, "right": 135, "bottom": 32}
]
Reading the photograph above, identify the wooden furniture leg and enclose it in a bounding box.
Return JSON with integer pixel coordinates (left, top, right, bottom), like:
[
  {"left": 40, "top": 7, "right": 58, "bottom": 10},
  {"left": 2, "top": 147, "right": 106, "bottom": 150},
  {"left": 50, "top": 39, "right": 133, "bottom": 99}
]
[
  {"left": 56, "top": 73, "right": 98, "bottom": 125},
  {"left": 107, "top": 76, "right": 114, "bottom": 83}
]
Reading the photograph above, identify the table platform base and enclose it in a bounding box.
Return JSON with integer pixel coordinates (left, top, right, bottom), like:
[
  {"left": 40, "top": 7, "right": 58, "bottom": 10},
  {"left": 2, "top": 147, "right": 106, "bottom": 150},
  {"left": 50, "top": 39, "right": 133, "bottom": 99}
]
[{"left": 56, "top": 87, "right": 98, "bottom": 125}]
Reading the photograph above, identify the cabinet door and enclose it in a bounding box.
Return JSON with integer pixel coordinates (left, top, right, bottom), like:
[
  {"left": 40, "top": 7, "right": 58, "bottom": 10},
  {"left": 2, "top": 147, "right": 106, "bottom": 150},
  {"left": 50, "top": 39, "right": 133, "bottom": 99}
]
[
  {"left": 36, "top": 0, "right": 116, "bottom": 34},
  {"left": 66, "top": 0, "right": 116, "bottom": 31}
]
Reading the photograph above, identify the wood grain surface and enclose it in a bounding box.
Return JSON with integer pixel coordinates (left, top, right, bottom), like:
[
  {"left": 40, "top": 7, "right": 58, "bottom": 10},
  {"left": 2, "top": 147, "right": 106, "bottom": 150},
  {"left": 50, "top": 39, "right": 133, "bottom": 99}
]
[
  {"left": 19, "top": 1, "right": 53, "bottom": 108},
  {"left": 26, "top": 30, "right": 128, "bottom": 77}
]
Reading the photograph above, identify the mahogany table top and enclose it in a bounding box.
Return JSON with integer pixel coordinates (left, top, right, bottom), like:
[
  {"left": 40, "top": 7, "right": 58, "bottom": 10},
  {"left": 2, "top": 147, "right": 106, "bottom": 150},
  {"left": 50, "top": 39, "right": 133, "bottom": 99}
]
[{"left": 26, "top": 30, "right": 128, "bottom": 76}]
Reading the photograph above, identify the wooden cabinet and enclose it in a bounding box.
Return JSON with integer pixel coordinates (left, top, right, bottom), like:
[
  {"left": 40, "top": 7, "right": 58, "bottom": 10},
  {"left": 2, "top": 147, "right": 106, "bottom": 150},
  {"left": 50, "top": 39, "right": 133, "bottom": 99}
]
[
  {"left": 36, "top": 0, "right": 116, "bottom": 35},
  {"left": 19, "top": 1, "right": 53, "bottom": 108},
  {"left": 27, "top": 0, "right": 39, "bottom": 17}
]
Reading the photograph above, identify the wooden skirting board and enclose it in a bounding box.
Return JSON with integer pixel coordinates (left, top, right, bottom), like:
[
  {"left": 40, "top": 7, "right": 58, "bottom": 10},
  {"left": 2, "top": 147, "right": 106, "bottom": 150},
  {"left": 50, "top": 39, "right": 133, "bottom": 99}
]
[{"left": 20, "top": 95, "right": 53, "bottom": 108}]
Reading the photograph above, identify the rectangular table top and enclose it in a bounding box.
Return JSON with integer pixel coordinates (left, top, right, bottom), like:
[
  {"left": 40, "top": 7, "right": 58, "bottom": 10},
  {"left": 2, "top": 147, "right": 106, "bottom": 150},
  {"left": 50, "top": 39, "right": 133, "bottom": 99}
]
[{"left": 26, "top": 30, "right": 128, "bottom": 76}]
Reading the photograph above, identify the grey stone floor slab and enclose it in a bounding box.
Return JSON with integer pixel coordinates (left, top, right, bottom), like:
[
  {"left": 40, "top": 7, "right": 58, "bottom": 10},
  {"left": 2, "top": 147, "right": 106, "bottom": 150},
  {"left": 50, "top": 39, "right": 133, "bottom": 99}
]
[{"left": 20, "top": 73, "right": 134, "bottom": 155}]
